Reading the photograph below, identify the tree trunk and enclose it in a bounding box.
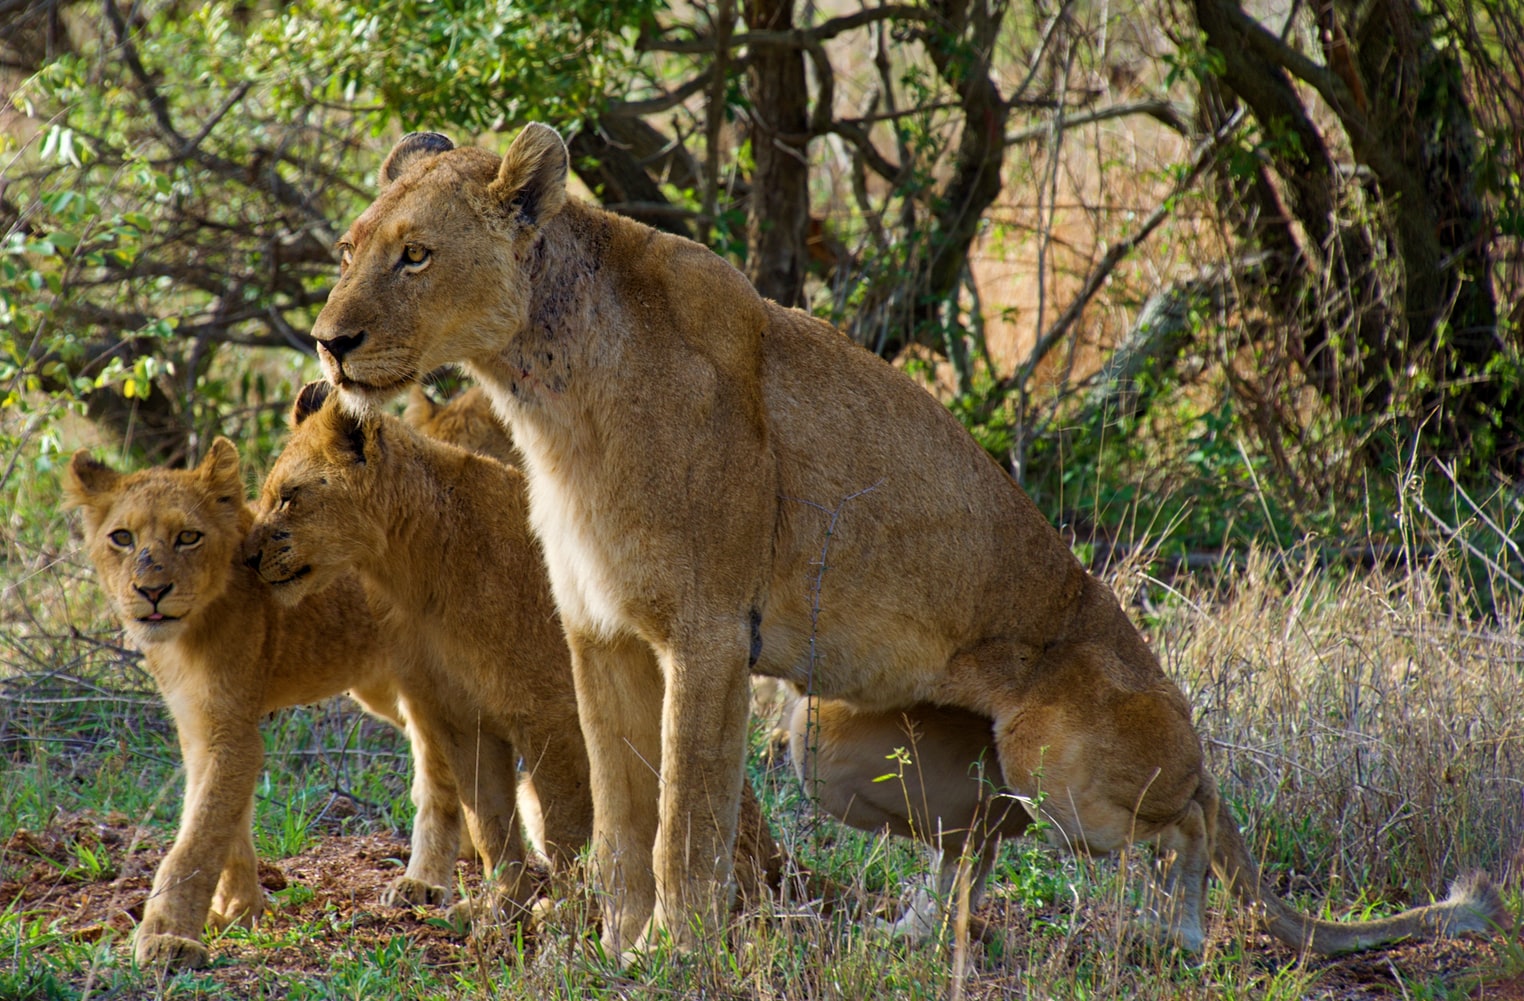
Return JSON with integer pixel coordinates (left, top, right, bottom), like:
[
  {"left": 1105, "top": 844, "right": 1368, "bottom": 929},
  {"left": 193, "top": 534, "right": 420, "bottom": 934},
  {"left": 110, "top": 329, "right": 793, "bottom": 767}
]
[
  {"left": 1192, "top": 0, "right": 1518, "bottom": 470},
  {"left": 743, "top": 0, "right": 810, "bottom": 307}
]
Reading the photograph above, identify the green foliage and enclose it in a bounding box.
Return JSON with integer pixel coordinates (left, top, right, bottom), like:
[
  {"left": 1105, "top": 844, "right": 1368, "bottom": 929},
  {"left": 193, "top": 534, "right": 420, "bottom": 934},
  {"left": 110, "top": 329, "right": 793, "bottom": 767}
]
[{"left": 285, "top": 0, "right": 661, "bottom": 134}]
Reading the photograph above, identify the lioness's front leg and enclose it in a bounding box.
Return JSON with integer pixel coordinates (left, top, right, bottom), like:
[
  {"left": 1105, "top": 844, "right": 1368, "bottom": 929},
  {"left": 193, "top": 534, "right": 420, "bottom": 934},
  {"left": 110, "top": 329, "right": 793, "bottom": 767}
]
[
  {"left": 135, "top": 710, "right": 264, "bottom": 970},
  {"left": 567, "top": 632, "right": 663, "bottom": 954},
  {"left": 642, "top": 622, "right": 752, "bottom": 953}
]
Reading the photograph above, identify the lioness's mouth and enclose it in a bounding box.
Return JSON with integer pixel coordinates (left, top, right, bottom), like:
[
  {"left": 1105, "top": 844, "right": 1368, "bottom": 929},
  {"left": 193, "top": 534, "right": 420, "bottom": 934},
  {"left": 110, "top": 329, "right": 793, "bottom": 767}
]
[
  {"left": 267, "top": 566, "right": 312, "bottom": 587},
  {"left": 137, "top": 613, "right": 180, "bottom": 624}
]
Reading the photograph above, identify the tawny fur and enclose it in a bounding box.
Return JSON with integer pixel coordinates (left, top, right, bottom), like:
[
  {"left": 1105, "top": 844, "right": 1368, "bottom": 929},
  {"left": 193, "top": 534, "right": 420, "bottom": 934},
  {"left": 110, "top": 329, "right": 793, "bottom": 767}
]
[
  {"left": 61, "top": 442, "right": 476, "bottom": 971},
  {"left": 246, "top": 384, "right": 783, "bottom": 921},
  {"left": 305, "top": 123, "right": 1509, "bottom": 956},
  {"left": 404, "top": 384, "right": 520, "bottom": 465}
]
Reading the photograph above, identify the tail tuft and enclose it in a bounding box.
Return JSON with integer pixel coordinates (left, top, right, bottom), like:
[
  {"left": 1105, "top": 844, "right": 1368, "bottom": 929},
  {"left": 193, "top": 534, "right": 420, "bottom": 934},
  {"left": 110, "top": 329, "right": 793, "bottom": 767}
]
[{"left": 1438, "top": 871, "right": 1511, "bottom": 936}]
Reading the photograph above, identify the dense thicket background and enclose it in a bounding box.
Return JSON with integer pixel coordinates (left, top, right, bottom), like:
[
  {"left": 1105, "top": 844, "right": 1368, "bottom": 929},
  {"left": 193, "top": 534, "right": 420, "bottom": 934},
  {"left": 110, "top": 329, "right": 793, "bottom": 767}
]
[{"left": 2, "top": 0, "right": 1521, "bottom": 551}]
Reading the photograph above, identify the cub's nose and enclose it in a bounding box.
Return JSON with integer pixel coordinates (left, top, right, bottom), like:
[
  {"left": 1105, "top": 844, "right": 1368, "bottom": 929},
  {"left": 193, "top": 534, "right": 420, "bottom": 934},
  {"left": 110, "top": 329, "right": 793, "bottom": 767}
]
[
  {"left": 136, "top": 582, "right": 172, "bottom": 605},
  {"left": 244, "top": 549, "right": 263, "bottom": 572},
  {"left": 317, "top": 330, "right": 366, "bottom": 363}
]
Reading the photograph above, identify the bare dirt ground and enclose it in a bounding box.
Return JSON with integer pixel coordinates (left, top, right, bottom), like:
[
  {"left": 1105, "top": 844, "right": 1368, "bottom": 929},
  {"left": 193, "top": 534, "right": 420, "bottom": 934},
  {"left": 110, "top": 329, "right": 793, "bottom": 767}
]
[{"left": 3, "top": 810, "right": 1516, "bottom": 999}]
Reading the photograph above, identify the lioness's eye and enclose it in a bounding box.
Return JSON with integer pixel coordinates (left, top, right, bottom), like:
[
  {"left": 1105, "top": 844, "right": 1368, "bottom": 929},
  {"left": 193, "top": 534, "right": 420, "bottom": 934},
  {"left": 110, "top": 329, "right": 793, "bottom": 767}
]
[
  {"left": 108, "top": 529, "right": 133, "bottom": 549},
  {"left": 176, "top": 530, "right": 203, "bottom": 547},
  {"left": 401, "top": 244, "right": 430, "bottom": 270},
  {"left": 338, "top": 244, "right": 354, "bottom": 271}
]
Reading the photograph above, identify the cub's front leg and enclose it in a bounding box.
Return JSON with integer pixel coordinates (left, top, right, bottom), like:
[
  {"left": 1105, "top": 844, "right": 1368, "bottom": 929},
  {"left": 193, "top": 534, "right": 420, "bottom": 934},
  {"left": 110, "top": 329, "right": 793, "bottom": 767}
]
[
  {"left": 398, "top": 689, "right": 528, "bottom": 925},
  {"left": 135, "top": 707, "right": 265, "bottom": 971},
  {"left": 376, "top": 690, "right": 465, "bottom": 908}
]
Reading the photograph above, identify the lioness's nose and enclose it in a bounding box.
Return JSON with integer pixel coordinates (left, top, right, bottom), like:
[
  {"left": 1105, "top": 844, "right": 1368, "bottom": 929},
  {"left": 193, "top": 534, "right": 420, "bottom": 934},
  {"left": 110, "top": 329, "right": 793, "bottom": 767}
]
[
  {"left": 318, "top": 330, "right": 366, "bottom": 363},
  {"left": 136, "top": 583, "right": 172, "bottom": 605}
]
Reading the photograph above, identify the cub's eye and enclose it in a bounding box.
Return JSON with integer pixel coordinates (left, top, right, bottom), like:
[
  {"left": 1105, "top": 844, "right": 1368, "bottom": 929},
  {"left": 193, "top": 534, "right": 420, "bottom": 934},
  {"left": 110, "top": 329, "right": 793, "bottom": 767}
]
[
  {"left": 108, "top": 529, "right": 133, "bottom": 549},
  {"left": 337, "top": 244, "right": 354, "bottom": 271},
  {"left": 279, "top": 490, "right": 297, "bottom": 510},
  {"left": 400, "top": 244, "right": 431, "bottom": 272},
  {"left": 176, "top": 530, "right": 203, "bottom": 548}
]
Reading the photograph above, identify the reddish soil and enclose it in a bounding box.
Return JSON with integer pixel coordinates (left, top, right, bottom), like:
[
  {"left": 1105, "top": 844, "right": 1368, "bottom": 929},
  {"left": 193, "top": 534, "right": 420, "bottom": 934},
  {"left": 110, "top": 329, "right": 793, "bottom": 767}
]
[{"left": 2, "top": 811, "right": 1516, "bottom": 998}]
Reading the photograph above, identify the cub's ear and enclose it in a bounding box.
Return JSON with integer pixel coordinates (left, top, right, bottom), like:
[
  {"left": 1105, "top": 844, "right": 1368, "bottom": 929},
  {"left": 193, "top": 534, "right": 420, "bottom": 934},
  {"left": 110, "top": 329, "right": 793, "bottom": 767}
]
[
  {"left": 198, "top": 437, "right": 243, "bottom": 503},
  {"left": 403, "top": 384, "right": 439, "bottom": 428},
  {"left": 328, "top": 406, "right": 372, "bottom": 468},
  {"left": 62, "top": 450, "right": 119, "bottom": 508},
  {"left": 379, "top": 131, "right": 455, "bottom": 187},
  {"left": 290, "top": 381, "right": 333, "bottom": 427},
  {"left": 490, "top": 122, "right": 568, "bottom": 226}
]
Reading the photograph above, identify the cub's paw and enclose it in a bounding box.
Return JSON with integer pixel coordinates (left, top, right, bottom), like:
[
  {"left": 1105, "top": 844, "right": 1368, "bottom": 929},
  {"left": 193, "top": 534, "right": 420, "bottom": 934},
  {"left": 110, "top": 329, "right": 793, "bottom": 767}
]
[
  {"left": 134, "top": 932, "right": 210, "bottom": 971},
  {"left": 208, "top": 893, "right": 267, "bottom": 931},
  {"left": 382, "top": 876, "right": 453, "bottom": 908},
  {"left": 443, "top": 891, "right": 536, "bottom": 932}
]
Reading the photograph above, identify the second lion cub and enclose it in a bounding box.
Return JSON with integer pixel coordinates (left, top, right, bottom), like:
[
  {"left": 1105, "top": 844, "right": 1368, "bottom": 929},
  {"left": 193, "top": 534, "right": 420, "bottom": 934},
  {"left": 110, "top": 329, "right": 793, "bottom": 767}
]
[
  {"left": 246, "top": 383, "right": 783, "bottom": 916},
  {"left": 246, "top": 382, "right": 591, "bottom": 918}
]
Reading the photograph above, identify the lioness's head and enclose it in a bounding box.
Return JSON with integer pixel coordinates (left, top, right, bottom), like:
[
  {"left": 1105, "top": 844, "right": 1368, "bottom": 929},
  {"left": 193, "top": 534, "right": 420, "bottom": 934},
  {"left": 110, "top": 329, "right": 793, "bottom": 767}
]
[
  {"left": 312, "top": 124, "right": 570, "bottom": 411},
  {"left": 63, "top": 439, "right": 248, "bottom": 645},
  {"left": 245, "top": 381, "right": 389, "bottom": 605}
]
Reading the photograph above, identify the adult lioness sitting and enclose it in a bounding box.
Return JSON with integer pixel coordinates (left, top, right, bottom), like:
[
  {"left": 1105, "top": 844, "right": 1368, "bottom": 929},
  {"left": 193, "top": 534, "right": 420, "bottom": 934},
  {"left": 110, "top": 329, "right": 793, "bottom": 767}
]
[
  {"left": 244, "top": 382, "right": 783, "bottom": 917},
  {"left": 62, "top": 442, "right": 482, "bottom": 971},
  {"left": 307, "top": 123, "right": 1506, "bottom": 956}
]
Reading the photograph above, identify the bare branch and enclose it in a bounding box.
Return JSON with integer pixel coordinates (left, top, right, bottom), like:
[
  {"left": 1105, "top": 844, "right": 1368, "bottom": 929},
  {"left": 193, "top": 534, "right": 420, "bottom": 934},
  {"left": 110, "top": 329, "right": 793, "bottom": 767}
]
[
  {"left": 606, "top": 66, "right": 717, "bottom": 117},
  {"left": 1005, "top": 98, "right": 1191, "bottom": 143}
]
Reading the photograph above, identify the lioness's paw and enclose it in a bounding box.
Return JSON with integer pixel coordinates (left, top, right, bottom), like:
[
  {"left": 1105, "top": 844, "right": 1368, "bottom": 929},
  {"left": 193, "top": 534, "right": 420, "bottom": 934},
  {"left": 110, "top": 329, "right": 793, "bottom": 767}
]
[
  {"left": 382, "top": 876, "right": 453, "bottom": 908},
  {"left": 134, "top": 932, "right": 210, "bottom": 971}
]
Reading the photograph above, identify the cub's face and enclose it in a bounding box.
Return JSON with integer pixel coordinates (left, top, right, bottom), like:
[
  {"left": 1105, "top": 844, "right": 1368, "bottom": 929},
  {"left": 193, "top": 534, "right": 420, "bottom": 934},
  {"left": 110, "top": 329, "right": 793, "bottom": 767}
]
[
  {"left": 63, "top": 440, "right": 247, "bottom": 647},
  {"left": 245, "top": 385, "right": 377, "bottom": 605},
  {"left": 311, "top": 125, "right": 568, "bottom": 413}
]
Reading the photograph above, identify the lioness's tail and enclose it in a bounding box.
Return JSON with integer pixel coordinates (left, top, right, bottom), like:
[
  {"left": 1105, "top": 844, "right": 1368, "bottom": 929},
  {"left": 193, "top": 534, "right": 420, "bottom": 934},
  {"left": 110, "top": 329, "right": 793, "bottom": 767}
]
[{"left": 1210, "top": 796, "right": 1510, "bottom": 955}]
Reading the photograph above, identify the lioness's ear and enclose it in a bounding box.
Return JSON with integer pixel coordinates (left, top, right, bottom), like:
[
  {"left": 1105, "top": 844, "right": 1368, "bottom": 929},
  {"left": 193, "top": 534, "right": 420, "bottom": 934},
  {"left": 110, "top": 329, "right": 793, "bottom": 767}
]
[
  {"left": 380, "top": 131, "right": 455, "bottom": 187},
  {"left": 403, "top": 385, "right": 439, "bottom": 428},
  {"left": 490, "top": 122, "right": 568, "bottom": 226},
  {"left": 199, "top": 437, "right": 243, "bottom": 504},
  {"left": 291, "top": 381, "right": 333, "bottom": 427},
  {"left": 62, "top": 450, "right": 119, "bottom": 508}
]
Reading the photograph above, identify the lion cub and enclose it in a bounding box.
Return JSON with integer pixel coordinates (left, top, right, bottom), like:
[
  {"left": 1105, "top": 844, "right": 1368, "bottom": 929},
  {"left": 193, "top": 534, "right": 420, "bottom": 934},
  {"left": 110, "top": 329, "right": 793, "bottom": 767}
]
[
  {"left": 248, "top": 383, "right": 787, "bottom": 920},
  {"left": 245, "top": 382, "right": 592, "bottom": 921},
  {"left": 62, "top": 441, "right": 472, "bottom": 971}
]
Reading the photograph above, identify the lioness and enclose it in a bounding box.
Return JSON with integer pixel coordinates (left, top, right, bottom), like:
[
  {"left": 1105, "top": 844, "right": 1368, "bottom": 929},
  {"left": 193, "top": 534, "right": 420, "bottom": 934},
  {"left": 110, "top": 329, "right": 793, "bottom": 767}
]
[
  {"left": 306, "top": 123, "right": 1506, "bottom": 955},
  {"left": 62, "top": 441, "right": 477, "bottom": 970},
  {"left": 244, "top": 382, "right": 783, "bottom": 917}
]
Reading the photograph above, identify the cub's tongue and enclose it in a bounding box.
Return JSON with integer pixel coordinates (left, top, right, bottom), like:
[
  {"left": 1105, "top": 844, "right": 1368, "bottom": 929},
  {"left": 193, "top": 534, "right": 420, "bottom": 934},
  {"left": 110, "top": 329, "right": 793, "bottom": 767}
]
[{"left": 147, "top": 612, "right": 165, "bottom": 621}]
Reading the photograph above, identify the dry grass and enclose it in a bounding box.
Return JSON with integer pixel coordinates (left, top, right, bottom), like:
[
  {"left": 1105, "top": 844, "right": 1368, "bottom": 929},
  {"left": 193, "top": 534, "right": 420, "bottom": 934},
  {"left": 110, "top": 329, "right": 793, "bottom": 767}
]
[{"left": 3, "top": 473, "right": 1520, "bottom": 998}]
